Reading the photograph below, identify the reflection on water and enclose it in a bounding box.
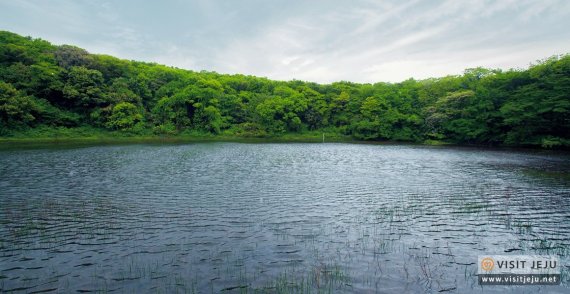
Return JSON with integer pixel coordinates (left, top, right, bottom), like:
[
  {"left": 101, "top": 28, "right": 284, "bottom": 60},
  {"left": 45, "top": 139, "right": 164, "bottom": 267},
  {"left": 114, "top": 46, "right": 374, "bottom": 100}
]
[{"left": 0, "top": 143, "right": 569, "bottom": 293}]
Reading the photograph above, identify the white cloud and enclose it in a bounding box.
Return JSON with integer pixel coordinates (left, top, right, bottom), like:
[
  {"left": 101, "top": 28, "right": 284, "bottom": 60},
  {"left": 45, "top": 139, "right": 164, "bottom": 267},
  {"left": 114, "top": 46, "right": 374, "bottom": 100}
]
[{"left": 1, "top": 0, "right": 569, "bottom": 83}]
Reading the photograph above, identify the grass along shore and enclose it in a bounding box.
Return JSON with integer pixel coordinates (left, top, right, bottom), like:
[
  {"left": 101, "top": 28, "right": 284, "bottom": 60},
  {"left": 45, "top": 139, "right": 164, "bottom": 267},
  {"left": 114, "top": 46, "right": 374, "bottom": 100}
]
[
  {"left": 4, "top": 127, "right": 568, "bottom": 151},
  {"left": 0, "top": 126, "right": 358, "bottom": 146}
]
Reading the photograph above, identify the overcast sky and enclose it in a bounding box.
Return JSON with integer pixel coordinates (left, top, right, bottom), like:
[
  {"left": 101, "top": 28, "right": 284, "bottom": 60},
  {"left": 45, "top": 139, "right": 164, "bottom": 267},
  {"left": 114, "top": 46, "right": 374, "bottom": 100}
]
[{"left": 1, "top": 0, "right": 569, "bottom": 83}]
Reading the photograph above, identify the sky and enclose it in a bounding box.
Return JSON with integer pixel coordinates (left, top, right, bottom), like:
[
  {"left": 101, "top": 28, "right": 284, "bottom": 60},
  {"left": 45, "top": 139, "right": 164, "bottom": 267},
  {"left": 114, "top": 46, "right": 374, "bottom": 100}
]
[{"left": 1, "top": 0, "right": 570, "bottom": 84}]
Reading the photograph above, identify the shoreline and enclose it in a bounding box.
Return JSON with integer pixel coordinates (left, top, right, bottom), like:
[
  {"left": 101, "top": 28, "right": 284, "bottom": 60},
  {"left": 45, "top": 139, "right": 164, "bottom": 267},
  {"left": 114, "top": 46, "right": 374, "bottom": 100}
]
[
  {"left": 0, "top": 133, "right": 356, "bottom": 147},
  {"left": 1, "top": 134, "right": 568, "bottom": 153}
]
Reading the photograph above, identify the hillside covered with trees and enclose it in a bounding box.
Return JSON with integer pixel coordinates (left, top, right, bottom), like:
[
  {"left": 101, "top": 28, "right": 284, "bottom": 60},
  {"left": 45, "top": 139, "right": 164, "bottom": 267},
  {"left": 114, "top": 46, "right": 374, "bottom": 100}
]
[{"left": 1, "top": 31, "right": 569, "bottom": 147}]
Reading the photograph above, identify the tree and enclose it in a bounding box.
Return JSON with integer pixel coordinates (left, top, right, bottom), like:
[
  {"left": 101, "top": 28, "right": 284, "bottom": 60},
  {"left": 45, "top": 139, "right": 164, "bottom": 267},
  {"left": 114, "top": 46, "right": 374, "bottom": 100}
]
[
  {"left": 500, "top": 56, "right": 570, "bottom": 146},
  {"left": 352, "top": 96, "right": 399, "bottom": 140},
  {"left": 62, "top": 66, "right": 106, "bottom": 108},
  {"left": 152, "top": 95, "right": 191, "bottom": 130},
  {"left": 108, "top": 78, "right": 141, "bottom": 104},
  {"left": 54, "top": 45, "right": 92, "bottom": 69},
  {"left": 106, "top": 102, "right": 144, "bottom": 131},
  {"left": 255, "top": 90, "right": 306, "bottom": 133},
  {"left": 0, "top": 81, "right": 38, "bottom": 128}
]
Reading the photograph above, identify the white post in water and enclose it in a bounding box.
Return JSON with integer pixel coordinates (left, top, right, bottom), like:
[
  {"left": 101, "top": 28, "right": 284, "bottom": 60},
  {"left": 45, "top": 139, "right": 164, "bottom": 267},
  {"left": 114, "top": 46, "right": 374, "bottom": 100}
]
[{"left": 322, "top": 133, "right": 325, "bottom": 143}]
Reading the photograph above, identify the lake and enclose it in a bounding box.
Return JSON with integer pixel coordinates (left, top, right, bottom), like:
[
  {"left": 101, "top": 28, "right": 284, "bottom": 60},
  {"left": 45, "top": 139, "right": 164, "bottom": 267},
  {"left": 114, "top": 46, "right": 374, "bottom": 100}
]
[{"left": 1, "top": 142, "right": 569, "bottom": 293}]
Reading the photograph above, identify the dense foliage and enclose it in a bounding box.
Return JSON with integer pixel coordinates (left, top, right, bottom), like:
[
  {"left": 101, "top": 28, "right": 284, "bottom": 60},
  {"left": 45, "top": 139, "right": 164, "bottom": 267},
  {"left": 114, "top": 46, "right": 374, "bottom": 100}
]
[{"left": 1, "top": 31, "right": 569, "bottom": 147}]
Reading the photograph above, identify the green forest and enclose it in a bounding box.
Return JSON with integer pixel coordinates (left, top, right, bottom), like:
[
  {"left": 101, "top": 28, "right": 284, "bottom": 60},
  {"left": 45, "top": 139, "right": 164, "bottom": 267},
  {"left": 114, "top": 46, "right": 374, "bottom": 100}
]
[{"left": 1, "top": 31, "right": 569, "bottom": 147}]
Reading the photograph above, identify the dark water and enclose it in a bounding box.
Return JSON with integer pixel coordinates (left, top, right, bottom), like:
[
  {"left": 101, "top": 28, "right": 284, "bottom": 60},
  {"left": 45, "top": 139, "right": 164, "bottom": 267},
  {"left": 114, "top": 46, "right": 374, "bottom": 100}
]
[{"left": 0, "top": 142, "right": 569, "bottom": 293}]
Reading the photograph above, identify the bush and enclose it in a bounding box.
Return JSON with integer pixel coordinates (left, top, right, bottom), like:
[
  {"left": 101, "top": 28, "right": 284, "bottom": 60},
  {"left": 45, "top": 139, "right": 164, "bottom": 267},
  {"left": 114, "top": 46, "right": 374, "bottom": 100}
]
[{"left": 153, "top": 122, "right": 177, "bottom": 135}]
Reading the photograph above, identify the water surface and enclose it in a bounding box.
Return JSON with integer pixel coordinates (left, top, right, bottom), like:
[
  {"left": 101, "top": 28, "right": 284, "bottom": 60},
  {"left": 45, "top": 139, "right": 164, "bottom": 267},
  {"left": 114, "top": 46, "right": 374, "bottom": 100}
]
[{"left": 1, "top": 143, "right": 569, "bottom": 293}]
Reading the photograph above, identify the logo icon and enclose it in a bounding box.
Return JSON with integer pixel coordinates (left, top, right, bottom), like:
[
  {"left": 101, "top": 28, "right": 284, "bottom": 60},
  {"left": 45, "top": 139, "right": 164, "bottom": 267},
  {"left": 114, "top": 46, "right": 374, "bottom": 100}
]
[{"left": 481, "top": 257, "right": 495, "bottom": 271}]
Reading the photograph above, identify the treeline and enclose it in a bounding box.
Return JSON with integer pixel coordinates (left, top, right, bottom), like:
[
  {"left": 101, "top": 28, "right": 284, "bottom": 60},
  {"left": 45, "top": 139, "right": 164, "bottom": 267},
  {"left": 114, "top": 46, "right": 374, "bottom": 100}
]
[{"left": 1, "top": 31, "right": 569, "bottom": 147}]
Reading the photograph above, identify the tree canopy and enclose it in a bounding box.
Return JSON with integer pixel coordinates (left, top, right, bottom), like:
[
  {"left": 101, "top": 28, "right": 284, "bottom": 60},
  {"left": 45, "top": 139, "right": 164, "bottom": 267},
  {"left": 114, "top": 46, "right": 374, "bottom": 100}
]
[{"left": 1, "top": 31, "right": 569, "bottom": 148}]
